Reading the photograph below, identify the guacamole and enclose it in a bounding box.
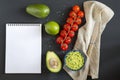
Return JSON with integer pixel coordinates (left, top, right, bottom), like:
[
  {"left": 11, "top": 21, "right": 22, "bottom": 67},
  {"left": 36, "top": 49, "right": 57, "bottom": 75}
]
[{"left": 65, "top": 51, "right": 84, "bottom": 70}]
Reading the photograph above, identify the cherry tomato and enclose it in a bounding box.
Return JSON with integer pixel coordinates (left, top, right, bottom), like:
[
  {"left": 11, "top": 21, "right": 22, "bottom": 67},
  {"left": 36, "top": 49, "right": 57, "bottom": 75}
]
[
  {"left": 60, "top": 30, "right": 67, "bottom": 38},
  {"left": 64, "top": 37, "right": 71, "bottom": 44},
  {"left": 72, "top": 5, "right": 80, "bottom": 13},
  {"left": 71, "top": 23, "right": 78, "bottom": 31},
  {"left": 68, "top": 30, "right": 75, "bottom": 37},
  {"left": 63, "top": 23, "right": 71, "bottom": 31},
  {"left": 77, "top": 11, "right": 84, "bottom": 18},
  {"left": 61, "top": 43, "right": 68, "bottom": 51},
  {"left": 69, "top": 11, "right": 77, "bottom": 18},
  {"left": 66, "top": 17, "right": 73, "bottom": 24},
  {"left": 75, "top": 18, "right": 82, "bottom": 25},
  {"left": 56, "top": 36, "right": 63, "bottom": 44}
]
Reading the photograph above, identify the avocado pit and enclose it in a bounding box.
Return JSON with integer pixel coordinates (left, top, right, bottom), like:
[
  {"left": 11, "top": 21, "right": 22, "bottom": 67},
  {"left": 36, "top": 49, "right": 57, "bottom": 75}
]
[{"left": 49, "top": 58, "right": 58, "bottom": 69}]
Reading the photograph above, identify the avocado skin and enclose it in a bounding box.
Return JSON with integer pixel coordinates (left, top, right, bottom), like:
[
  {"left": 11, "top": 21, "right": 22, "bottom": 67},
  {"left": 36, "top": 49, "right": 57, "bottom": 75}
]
[
  {"left": 46, "top": 51, "right": 62, "bottom": 73},
  {"left": 26, "top": 4, "right": 50, "bottom": 18}
]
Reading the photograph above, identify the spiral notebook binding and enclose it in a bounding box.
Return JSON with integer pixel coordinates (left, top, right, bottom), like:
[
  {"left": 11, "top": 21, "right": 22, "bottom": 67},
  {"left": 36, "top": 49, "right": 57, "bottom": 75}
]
[{"left": 6, "top": 23, "right": 41, "bottom": 27}]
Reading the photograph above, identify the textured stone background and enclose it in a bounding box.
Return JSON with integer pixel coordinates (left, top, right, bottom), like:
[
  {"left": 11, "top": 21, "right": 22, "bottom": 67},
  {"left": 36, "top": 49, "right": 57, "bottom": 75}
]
[{"left": 0, "top": 0, "right": 120, "bottom": 80}]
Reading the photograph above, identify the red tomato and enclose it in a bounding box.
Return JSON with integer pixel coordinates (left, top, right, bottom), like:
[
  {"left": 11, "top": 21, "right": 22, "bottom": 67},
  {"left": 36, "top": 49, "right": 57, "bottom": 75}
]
[
  {"left": 68, "top": 30, "right": 75, "bottom": 37},
  {"left": 56, "top": 36, "right": 63, "bottom": 44},
  {"left": 61, "top": 43, "right": 68, "bottom": 51},
  {"left": 60, "top": 30, "right": 67, "bottom": 38},
  {"left": 63, "top": 23, "right": 71, "bottom": 31},
  {"left": 69, "top": 11, "right": 77, "bottom": 18},
  {"left": 75, "top": 18, "right": 82, "bottom": 25},
  {"left": 64, "top": 37, "right": 71, "bottom": 44},
  {"left": 77, "top": 11, "right": 84, "bottom": 18},
  {"left": 66, "top": 17, "right": 73, "bottom": 24},
  {"left": 71, "top": 23, "right": 78, "bottom": 31},
  {"left": 72, "top": 5, "right": 80, "bottom": 13}
]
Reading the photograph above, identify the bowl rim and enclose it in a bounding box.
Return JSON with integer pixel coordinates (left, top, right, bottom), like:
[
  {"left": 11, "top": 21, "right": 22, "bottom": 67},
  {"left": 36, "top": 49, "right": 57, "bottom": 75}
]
[{"left": 64, "top": 50, "right": 87, "bottom": 71}]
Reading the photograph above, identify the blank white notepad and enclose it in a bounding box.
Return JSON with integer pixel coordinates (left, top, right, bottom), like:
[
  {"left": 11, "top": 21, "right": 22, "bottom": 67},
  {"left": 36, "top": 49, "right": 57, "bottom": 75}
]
[{"left": 5, "top": 24, "right": 42, "bottom": 73}]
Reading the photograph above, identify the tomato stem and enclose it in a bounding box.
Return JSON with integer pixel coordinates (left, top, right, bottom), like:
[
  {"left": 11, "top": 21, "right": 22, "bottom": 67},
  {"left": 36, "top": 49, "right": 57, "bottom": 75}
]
[{"left": 61, "top": 16, "right": 77, "bottom": 45}]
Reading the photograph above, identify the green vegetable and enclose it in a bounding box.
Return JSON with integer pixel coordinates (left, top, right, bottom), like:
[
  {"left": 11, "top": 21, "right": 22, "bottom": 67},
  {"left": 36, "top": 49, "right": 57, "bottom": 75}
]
[
  {"left": 45, "top": 21, "right": 60, "bottom": 35},
  {"left": 65, "top": 51, "right": 84, "bottom": 70},
  {"left": 26, "top": 4, "right": 50, "bottom": 18},
  {"left": 46, "top": 51, "right": 62, "bottom": 73}
]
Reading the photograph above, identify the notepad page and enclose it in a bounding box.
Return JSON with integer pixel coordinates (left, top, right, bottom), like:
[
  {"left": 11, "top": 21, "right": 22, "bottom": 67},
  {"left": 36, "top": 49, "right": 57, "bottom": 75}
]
[{"left": 5, "top": 24, "right": 42, "bottom": 73}]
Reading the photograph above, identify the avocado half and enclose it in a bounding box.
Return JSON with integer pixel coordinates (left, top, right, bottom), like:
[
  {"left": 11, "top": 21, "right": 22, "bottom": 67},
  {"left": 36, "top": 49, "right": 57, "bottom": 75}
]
[{"left": 46, "top": 51, "right": 62, "bottom": 73}]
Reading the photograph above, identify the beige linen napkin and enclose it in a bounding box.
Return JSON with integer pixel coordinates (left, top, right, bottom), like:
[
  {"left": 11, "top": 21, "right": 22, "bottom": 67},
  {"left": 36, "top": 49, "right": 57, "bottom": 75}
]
[{"left": 63, "top": 1, "right": 114, "bottom": 80}]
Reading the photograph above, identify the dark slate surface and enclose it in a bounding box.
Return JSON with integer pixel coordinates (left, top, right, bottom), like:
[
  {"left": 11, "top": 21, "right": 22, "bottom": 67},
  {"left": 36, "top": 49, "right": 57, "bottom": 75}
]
[{"left": 0, "top": 0, "right": 120, "bottom": 80}]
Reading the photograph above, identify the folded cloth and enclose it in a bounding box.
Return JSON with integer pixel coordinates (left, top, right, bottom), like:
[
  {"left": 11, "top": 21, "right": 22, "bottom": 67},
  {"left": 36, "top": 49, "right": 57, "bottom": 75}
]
[{"left": 63, "top": 1, "right": 114, "bottom": 80}]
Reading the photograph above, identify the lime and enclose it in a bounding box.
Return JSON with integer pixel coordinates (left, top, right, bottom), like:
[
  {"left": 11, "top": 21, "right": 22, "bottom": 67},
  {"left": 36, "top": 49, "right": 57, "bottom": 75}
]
[
  {"left": 45, "top": 21, "right": 60, "bottom": 35},
  {"left": 26, "top": 4, "right": 50, "bottom": 18}
]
